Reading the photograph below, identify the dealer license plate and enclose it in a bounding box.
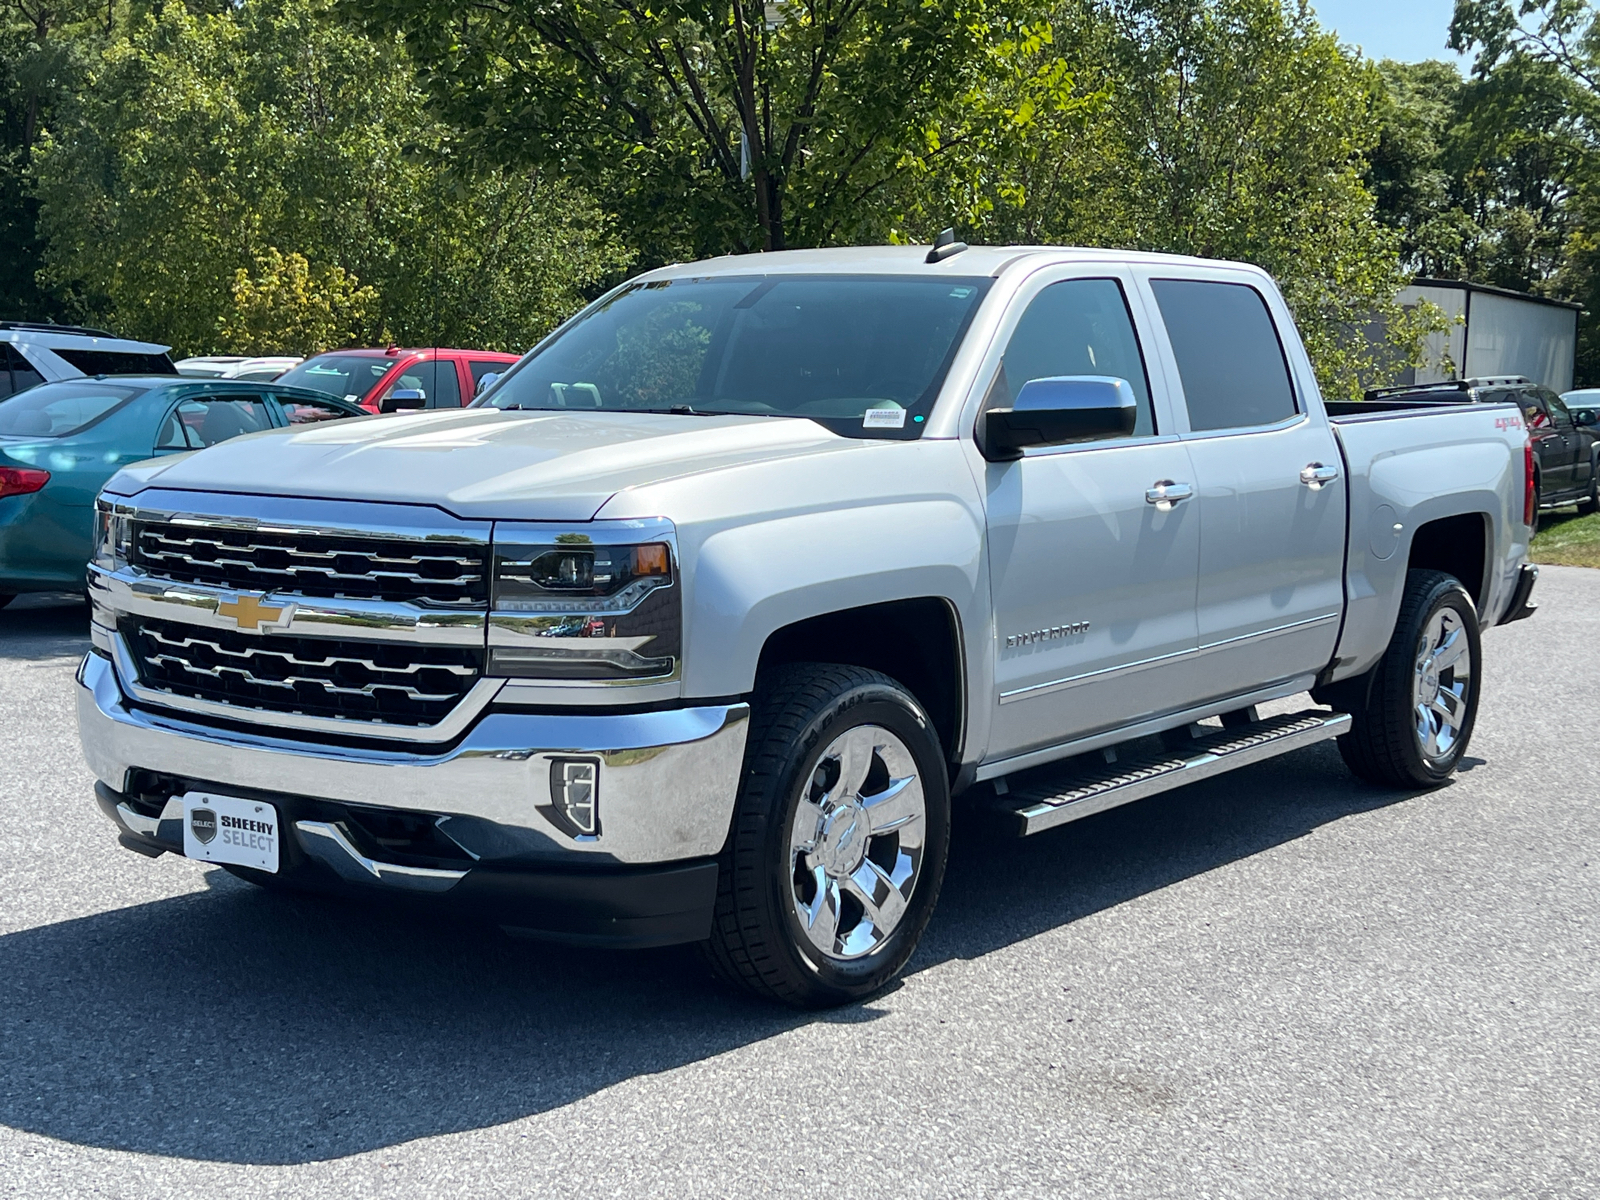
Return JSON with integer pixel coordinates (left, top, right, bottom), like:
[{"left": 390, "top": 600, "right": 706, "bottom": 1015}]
[{"left": 180, "top": 792, "right": 280, "bottom": 873}]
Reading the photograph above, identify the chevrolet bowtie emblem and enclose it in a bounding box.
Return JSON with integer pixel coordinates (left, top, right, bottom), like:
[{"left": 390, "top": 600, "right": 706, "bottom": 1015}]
[{"left": 216, "top": 594, "right": 289, "bottom": 631}]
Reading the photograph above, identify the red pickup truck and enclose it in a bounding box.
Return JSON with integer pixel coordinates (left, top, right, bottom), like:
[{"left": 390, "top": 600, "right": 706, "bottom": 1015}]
[{"left": 274, "top": 346, "right": 520, "bottom": 413}]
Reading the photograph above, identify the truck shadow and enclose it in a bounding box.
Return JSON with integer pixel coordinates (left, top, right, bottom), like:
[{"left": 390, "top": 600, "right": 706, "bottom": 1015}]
[
  {"left": 0, "top": 593, "right": 89, "bottom": 661},
  {"left": 0, "top": 741, "right": 1413, "bottom": 1165}
]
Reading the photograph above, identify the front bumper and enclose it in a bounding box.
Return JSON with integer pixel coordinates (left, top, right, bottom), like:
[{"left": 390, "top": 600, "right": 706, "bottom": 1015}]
[{"left": 77, "top": 650, "right": 749, "bottom": 945}]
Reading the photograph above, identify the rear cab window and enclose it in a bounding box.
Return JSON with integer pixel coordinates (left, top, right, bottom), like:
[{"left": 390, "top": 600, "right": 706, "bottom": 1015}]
[{"left": 1150, "top": 279, "right": 1298, "bottom": 431}]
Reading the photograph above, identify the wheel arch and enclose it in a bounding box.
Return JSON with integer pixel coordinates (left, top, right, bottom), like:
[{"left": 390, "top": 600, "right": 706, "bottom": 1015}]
[
  {"left": 754, "top": 597, "right": 968, "bottom": 770},
  {"left": 1407, "top": 511, "right": 1491, "bottom": 613}
]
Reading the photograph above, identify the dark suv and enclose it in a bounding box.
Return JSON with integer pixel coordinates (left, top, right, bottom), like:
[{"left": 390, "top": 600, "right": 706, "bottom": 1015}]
[{"left": 1365, "top": 375, "right": 1599, "bottom": 518}]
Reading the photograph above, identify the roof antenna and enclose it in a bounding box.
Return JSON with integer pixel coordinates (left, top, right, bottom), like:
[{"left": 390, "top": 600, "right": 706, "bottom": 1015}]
[{"left": 926, "top": 227, "right": 968, "bottom": 264}]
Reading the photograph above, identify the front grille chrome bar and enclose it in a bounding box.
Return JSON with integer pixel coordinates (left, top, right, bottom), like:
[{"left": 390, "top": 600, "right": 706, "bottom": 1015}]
[{"left": 107, "top": 632, "right": 504, "bottom": 744}]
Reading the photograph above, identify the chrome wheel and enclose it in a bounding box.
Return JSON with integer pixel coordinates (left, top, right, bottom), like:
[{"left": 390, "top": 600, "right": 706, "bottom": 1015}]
[
  {"left": 788, "top": 724, "right": 927, "bottom": 961},
  {"left": 1413, "top": 607, "right": 1473, "bottom": 765}
]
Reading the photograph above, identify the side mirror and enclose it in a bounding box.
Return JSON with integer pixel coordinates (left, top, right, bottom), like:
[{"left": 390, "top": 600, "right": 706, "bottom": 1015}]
[
  {"left": 979, "top": 376, "right": 1139, "bottom": 462},
  {"left": 474, "top": 372, "right": 501, "bottom": 397},
  {"left": 1574, "top": 408, "right": 1597, "bottom": 427},
  {"left": 380, "top": 388, "right": 426, "bottom": 413}
]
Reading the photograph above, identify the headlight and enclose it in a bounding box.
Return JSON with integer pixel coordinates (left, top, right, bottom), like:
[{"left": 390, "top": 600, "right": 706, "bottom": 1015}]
[
  {"left": 91, "top": 498, "right": 132, "bottom": 571},
  {"left": 488, "top": 534, "right": 681, "bottom": 681}
]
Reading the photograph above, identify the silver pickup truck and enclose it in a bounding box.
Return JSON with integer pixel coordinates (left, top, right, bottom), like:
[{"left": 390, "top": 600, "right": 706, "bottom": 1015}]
[{"left": 78, "top": 245, "right": 1538, "bottom": 1006}]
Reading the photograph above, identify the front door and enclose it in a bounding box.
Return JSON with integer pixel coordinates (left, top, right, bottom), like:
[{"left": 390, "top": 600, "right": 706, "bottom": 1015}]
[
  {"left": 982, "top": 273, "right": 1203, "bottom": 761},
  {"left": 1142, "top": 275, "right": 1347, "bottom": 703}
]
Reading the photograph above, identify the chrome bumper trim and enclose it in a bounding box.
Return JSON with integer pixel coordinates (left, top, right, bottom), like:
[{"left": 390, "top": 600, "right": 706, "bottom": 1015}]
[
  {"left": 108, "top": 631, "right": 503, "bottom": 745},
  {"left": 77, "top": 651, "right": 749, "bottom": 865},
  {"left": 295, "top": 820, "right": 467, "bottom": 892}
]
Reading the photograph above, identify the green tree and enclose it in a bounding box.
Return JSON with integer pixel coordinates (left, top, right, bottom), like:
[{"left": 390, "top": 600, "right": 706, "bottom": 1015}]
[
  {"left": 906, "top": 0, "right": 1437, "bottom": 397},
  {"left": 0, "top": 0, "right": 104, "bottom": 318},
  {"left": 1447, "top": 0, "right": 1600, "bottom": 379},
  {"left": 30, "top": 0, "right": 630, "bottom": 354},
  {"left": 355, "top": 0, "right": 1036, "bottom": 261}
]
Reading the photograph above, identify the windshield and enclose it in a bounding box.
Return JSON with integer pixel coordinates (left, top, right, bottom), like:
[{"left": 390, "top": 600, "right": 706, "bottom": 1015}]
[
  {"left": 276, "top": 354, "right": 395, "bottom": 401},
  {"left": 476, "top": 274, "right": 992, "bottom": 438},
  {"left": 0, "top": 381, "right": 144, "bottom": 437}
]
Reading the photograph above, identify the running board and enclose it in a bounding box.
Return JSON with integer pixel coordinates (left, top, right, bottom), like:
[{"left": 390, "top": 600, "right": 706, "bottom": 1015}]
[{"left": 998, "top": 710, "right": 1351, "bottom": 836}]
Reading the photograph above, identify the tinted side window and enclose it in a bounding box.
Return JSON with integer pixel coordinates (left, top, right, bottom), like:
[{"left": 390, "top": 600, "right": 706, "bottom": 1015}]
[
  {"left": 1542, "top": 391, "right": 1574, "bottom": 430},
  {"left": 0, "top": 344, "right": 44, "bottom": 399},
  {"left": 1517, "top": 392, "right": 1551, "bottom": 429},
  {"left": 155, "top": 397, "right": 273, "bottom": 449},
  {"left": 470, "top": 359, "right": 506, "bottom": 387},
  {"left": 382, "top": 359, "right": 461, "bottom": 408},
  {"left": 429, "top": 360, "right": 462, "bottom": 408},
  {"left": 993, "top": 278, "right": 1155, "bottom": 437},
  {"left": 1151, "top": 279, "right": 1297, "bottom": 431},
  {"left": 53, "top": 348, "right": 178, "bottom": 376}
]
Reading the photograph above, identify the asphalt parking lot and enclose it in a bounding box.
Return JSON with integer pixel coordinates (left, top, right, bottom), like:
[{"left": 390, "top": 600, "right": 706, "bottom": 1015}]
[{"left": 1, "top": 571, "right": 1596, "bottom": 1199}]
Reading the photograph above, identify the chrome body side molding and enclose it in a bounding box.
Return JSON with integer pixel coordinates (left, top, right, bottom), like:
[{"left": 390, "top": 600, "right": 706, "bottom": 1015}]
[{"left": 976, "top": 674, "right": 1318, "bottom": 782}]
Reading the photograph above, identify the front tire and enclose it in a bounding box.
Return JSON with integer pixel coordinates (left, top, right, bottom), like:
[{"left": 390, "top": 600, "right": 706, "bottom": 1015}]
[
  {"left": 1337, "top": 569, "right": 1481, "bottom": 789},
  {"left": 704, "top": 664, "right": 950, "bottom": 1008}
]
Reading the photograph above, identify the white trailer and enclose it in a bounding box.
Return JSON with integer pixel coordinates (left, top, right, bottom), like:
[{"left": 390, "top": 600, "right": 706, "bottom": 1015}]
[{"left": 1400, "top": 278, "right": 1579, "bottom": 393}]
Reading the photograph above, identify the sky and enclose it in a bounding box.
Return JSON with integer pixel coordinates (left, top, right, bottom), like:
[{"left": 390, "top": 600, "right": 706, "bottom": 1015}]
[{"left": 1309, "top": 0, "right": 1470, "bottom": 65}]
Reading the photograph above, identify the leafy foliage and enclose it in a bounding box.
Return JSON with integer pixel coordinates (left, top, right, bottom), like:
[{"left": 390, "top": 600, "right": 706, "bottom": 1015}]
[
  {"left": 219, "top": 248, "right": 378, "bottom": 356},
  {"left": 899, "top": 0, "right": 1438, "bottom": 397},
  {"left": 352, "top": 0, "right": 1040, "bottom": 261},
  {"left": 28, "top": 0, "right": 630, "bottom": 354}
]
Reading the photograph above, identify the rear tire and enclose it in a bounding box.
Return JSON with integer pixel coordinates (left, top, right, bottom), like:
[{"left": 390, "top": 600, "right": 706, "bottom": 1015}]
[
  {"left": 1337, "top": 569, "right": 1481, "bottom": 789},
  {"left": 704, "top": 663, "right": 950, "bottom": 1008},
  {"left": 1578, "top": 466, "right": 1599, "bottom": 515}
]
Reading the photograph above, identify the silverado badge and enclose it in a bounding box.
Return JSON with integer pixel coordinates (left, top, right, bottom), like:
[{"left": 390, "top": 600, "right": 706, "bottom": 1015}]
[{"left": 216, "top": 594, "right": 292, "bottom": 632}]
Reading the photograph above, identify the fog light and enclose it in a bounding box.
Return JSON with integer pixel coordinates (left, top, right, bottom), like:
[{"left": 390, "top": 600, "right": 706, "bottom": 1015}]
[{"left": 548, "top": 757, "right": 599, "bottom": 836}]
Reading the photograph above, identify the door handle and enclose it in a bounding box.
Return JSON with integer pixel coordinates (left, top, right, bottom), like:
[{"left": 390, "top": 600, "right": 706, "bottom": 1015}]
[
  {"left": 1145, "top": 480, "right": 1194, "bottom": 509},
  {"left": 1300, "top": 462, "right": 1340, "bottom": 489}
]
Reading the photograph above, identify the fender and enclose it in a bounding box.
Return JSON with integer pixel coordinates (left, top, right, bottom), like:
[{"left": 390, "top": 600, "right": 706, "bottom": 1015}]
[
  {"left": 1332, "top": 437, "right": 1514, "bottom": 681},
  {"left": 681, "top": 499, "right": 987, "bottom": 703}
]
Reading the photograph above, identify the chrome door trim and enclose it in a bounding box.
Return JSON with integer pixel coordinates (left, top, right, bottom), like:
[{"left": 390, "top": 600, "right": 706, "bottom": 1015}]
[
  {"left": 1197, "top": 612, "right": 1339, "bottom": 654},
  {"left": 998, "top": 612, "right": 1339, "bottom": 705},
  {"left": 977, "top": 674, "right": 1319, "bottom": 782},
  {"left": 998, "top": 644, "right": 1193, "bottom": 705},
  {"left": 107, "top": 635, "right": 504, "bottom": 744}
]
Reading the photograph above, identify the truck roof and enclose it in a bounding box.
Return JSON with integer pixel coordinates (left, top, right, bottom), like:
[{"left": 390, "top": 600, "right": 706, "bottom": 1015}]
[{"left": 643, "top": 244, "right": 1274, "bottom": 281}]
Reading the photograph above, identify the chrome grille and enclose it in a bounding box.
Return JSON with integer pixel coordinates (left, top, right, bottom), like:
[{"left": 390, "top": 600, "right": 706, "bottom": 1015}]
[
  {"left": 123, "top": 617, "right": 483, "bottom": 726},
  {"left": 130, "top": 520, "right": 488, "bottom": 606}
]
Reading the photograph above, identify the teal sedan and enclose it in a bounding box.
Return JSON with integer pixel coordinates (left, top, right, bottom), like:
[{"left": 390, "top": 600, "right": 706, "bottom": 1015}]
[{"left": 0, "top": 376, "right": 365, "bottom": 604}]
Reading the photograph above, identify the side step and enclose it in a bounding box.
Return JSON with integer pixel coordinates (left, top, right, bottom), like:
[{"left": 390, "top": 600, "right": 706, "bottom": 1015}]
[{"left": 997, "top": 709, "right": 1351, "bottom": 836}]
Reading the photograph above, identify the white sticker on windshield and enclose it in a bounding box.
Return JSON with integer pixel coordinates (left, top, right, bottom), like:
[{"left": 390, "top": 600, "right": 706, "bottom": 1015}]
[{"left": 863, "top": 407, "right": 907, "bottom": 429}]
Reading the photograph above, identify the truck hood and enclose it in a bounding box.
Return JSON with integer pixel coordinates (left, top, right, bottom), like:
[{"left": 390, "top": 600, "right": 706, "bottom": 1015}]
[{"left": 106, "top": 408, "right": 859, "bottom": 521}]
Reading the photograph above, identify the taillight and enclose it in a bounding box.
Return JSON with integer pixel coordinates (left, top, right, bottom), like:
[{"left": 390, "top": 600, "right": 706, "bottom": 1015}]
[
  {"left": 0, "top": 467, "right": 49, "bottom": 499},
  {"left": 1524, "top": 438, "right": 1537, "bottom": 528}
]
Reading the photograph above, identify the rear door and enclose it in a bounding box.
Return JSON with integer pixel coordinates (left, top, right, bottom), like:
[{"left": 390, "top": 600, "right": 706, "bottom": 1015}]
[
  {"left": 1135, "top": 271, "right": 1347, "bottom": 704},
  {"left": 1535, "top": 388, "right": 1581, "bottom": 497},
  {"left": 980, "top": 268, "right": 1204, "bottom": 759}
]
